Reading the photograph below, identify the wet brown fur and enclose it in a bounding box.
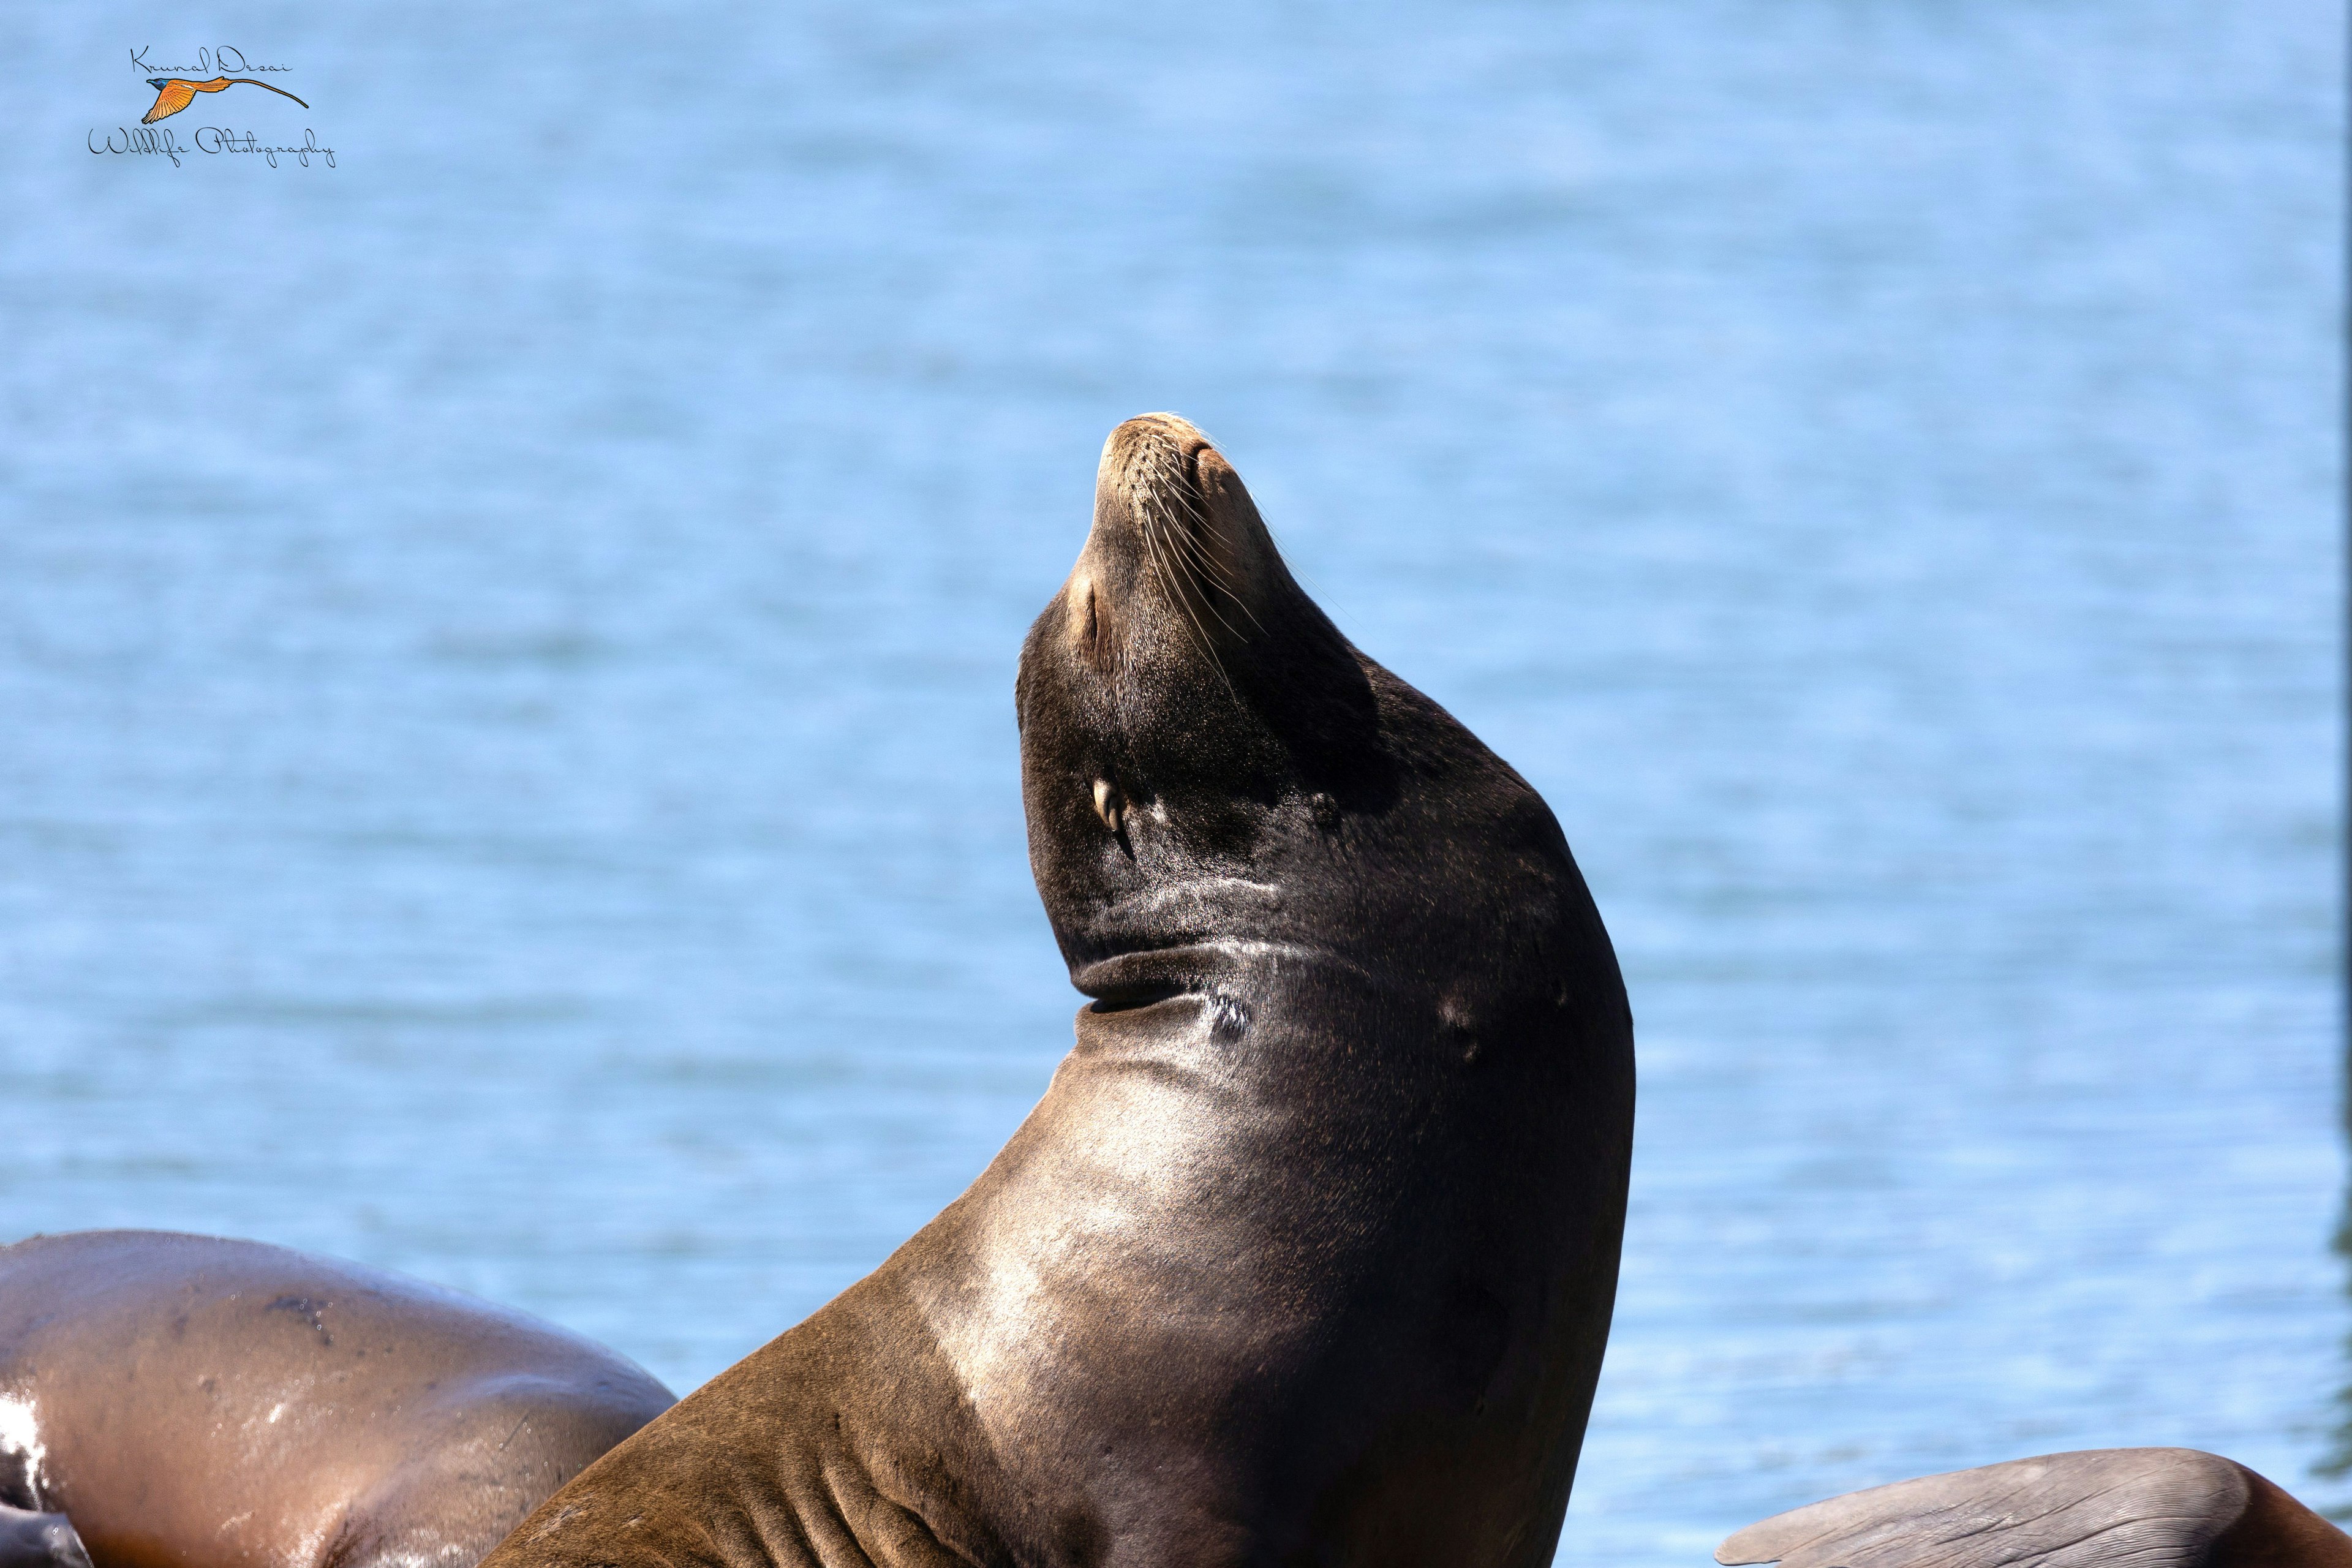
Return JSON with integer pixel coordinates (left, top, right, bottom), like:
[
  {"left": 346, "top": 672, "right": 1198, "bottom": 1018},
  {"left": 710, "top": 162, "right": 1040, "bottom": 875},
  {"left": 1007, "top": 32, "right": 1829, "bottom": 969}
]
[
  {"left": 0, "top": 1231, "right": 674, "bottom": 1568},
  {"left": 1719, "top": 1447, "right": 2352, "bottom": 1568}
]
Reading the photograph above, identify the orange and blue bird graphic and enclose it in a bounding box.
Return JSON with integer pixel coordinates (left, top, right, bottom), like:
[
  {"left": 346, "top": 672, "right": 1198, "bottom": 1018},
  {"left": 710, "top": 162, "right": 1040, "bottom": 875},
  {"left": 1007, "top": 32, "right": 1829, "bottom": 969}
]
[{"left": 140, "top": 75, "right": 308, "bottom": 125}]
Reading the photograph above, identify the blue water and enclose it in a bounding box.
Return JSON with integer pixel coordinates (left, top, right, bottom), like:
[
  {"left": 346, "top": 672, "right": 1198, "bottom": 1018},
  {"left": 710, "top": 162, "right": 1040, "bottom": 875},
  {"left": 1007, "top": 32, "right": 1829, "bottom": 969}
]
[{"left": 4, "top": 3, "right": 2342, "bottom": 1562}]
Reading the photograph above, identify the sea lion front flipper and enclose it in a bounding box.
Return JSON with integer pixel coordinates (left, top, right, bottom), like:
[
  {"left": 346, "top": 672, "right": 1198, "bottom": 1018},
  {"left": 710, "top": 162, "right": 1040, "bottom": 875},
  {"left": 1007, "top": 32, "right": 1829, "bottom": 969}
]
[
  {"left": 0, "top": 1505, "right": 91, "bottom": 1568},
  {"left": 1716, "top": 1448, "right": 2352, "bottom": 1568}
]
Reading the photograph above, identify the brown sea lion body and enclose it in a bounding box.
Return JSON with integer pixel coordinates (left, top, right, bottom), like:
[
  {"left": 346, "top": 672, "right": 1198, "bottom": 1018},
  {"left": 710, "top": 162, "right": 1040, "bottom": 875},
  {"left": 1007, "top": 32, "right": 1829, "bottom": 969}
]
[
  {"left": 481, "top": 414, "right": 1638, "bottom": 1568},
  {"left": 0, "top": 1230, "right": 675, "bottom": 1568}
]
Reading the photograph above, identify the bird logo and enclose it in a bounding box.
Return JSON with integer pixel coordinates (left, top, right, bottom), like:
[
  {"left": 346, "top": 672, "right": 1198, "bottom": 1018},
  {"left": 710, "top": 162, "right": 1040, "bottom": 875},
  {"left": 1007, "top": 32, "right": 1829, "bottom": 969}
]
[{"left": 140, "top": 76, "right": 307, "bottom": 125}]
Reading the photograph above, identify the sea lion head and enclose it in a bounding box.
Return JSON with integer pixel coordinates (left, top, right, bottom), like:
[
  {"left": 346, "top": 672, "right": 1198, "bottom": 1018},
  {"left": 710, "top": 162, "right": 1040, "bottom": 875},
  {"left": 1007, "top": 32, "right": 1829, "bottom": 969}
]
[
  {"left": 1015, "top": 414, "right": 1610, "bottom": 1023},
  {"left": 1014, "top": 415, "right": 1386, "bottom": 967}
]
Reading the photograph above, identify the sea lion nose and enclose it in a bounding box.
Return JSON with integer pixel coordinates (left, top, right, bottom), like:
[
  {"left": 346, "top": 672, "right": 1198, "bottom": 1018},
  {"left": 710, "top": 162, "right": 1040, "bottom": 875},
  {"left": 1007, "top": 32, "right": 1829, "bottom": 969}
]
[{"left": 1098, "top": 413, "right": 1213, "bottom": 494}]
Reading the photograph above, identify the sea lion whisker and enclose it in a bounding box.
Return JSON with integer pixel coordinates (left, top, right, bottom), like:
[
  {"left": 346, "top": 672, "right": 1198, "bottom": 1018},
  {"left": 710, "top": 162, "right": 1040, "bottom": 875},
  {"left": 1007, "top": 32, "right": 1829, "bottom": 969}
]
[
  {"left": 1157, "top": 507, "right": 1240, "bottom": 599},
  {"left": 1137, "top": 496, "right": 1238, "bottom": 699},
  {"left": 1173, "top": 540, "right": 1262, "bottom": 639},
  {"left": 1140, "top": 486, "right": 1259, "bottom": 652},
  {"left": 1152, "top": 476, "right": 1268, "bottom": 638},
  {"left": 1158, "top": 487, "right": 1242, "bottom": 592},
  {"left": 1164, "top": 532, "right": 1250, "bottom": 643}
]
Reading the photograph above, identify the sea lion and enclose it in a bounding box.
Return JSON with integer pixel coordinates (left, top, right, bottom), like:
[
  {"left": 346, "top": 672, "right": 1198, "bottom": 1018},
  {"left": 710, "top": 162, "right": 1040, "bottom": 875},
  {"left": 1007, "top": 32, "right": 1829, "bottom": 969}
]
[
  {"left": 480, "top": 413, "right": 1637, "bottom": 1568},
  {"left": 0, "top": 1230, "right": 676, "bottom": 1568},
  {"left": 1719, "top": 1447, "right": 2352, "bottom": 1568}
]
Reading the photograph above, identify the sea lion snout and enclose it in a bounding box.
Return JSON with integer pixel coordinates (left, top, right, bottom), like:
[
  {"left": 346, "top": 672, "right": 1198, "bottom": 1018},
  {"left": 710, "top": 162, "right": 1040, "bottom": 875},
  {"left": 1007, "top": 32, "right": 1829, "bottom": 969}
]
[
  {"left": 1097, "top": 412, "right": 1218, "bottom": 507},
  {"left": 1068, "top": 413, "right": 1278, "bottom": 659}
]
